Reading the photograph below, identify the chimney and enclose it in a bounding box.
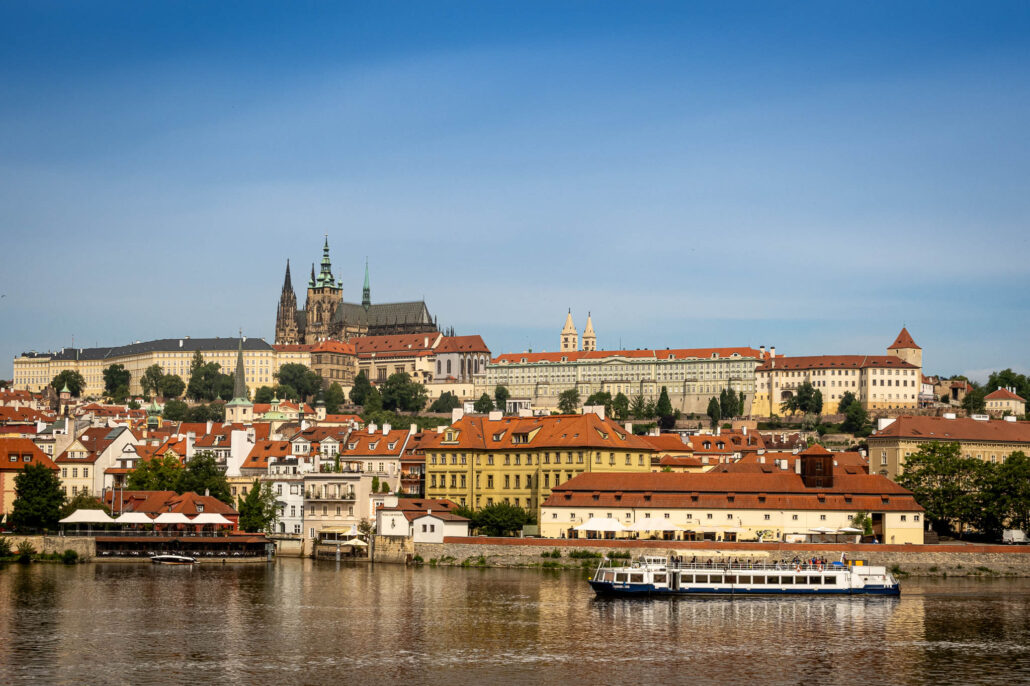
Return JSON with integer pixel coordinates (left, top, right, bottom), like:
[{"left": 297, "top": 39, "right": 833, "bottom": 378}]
[
  {"left": 795, "top": 458, "right": 802, "bottom": 474},
  {"left": 65, "top": 416, "right": 73, "bottom": 435},
  {"left": 206, "top": 420, "right": 213, "bottom": 434},
  {"left": 205, "top": 488, "right": 210, "bottom": 497},
  {"left": 179, "top": 339, "right": 183, "bottom": 348},
  {"left": 368, "top": 423, "right": 376, "bottom": 434},
  {"left": 769, "top": 346, "right": 776, "bottom": 359},
  {"left": 488, "top": 410, "right": 502, "bottom": 421},
  {"left": 742, "top": 426, "right": 748, "bottom": 436},
  {"left": 625, "top": 422, "right": 633, "bottom": 433},
  {"left": 759, "top": 345, "right": 765, "bottom": 359},
  {"left": 424, "top": 336, "right": 429, "bottom": 348},
  {"left": 451, "top": 408, "right": 464, "bottom": 424},
  {"left": 382, "top": 423, "right": 391, "bottom": 435},
  {"left": 301, "top": 419, "right": 310, "bottom": 431},
  {"left": 409, "top": 423, "right": 417, "bottom": 435},
  {"left": 716, "top": 426, "right": 721, "bottom": 436}
]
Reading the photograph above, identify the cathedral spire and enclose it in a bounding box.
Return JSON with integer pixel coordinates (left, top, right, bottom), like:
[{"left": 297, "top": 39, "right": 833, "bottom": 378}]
[
  {"left": 231, "top": 335, "right": 248, "bottom": 402},
  {"left": 282, "top": 259, "right": 293, "bottom": 293},
  {"left": 362, "top": 258, "right": 371, "bottom": 311},
  {"left": 316, "top": 235, "right": 337, "bottom": 288},
  {"left": 309, "top": 263, "right": 316, "bottom": 288}
]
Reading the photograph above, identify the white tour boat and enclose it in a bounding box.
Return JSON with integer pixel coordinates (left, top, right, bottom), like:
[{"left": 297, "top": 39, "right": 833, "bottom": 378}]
[
  {"left": 589, "top": 556, "right": 900, "bottom": 597},
  {"left": 150, "top": 554, "right": 198, "bottom": 565}
]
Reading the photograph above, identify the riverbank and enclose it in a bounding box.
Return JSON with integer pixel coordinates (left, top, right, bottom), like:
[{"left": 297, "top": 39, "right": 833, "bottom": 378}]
[{"left": 379, "top": 536, "right": 1030, "bottom": 577}]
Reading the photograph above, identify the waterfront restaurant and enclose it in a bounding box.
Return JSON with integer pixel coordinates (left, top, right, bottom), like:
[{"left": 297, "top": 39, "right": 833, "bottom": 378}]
[{"left": 540, "top": 445, "right": 925, "bottom": 545}]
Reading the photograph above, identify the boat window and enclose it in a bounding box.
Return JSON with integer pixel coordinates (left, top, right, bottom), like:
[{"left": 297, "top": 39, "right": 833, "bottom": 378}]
[
  {"left": 694, "top": 574, "right": 707, "bottom": 583},
  {"left": 823, "top": 576, "right": 837, "bottom": 584},
  {"left": 630, "top": 574, "right": 644, "bottom": 583},
  {"left": 808, "top": 576, "right": 821, "bottom": 584},
  {"left": 766, "top": 576, "right": 778, "bottom": 584},
  {"left": 724, "top": 575, "right": 735, "bottom": 584},
  {"left": 680, "top": 574, "right": 693, "bottom": 583},
  {"left": 782, "top": 576, "right": 794, "bottom": 584},
  {"left": 616, "top": 573, "right": 628, "bottom": 582},
  {"left": 709, "top": 575, "right": 723, "bottom": 584},
  {"left": 602, "top": 572, "right": 614, "bottom": 582},
  {"left": 653, "top": 574, "right": 667, "bottom": 584},
  {"left": 737, "top": 575, "right": 750, "bottom": 584}
]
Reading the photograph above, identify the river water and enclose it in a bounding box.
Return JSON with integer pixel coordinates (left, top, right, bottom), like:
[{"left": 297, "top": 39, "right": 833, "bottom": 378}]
[{"left": 0, "top": 560, "right": 1028, "bottom": 685}]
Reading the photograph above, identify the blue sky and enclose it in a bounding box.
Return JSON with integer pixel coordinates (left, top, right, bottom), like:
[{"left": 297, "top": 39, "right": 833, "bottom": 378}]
[{"left": 1, "top": 2, "right": 1028, "bottom": 381}]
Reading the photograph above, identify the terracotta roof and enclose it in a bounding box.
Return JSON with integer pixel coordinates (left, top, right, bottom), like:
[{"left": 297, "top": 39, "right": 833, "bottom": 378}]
[
  {"left": 986, "top": 388, "right": 1025, "bottom": 402},
  {"left": 342, "top": 429, "right": 411, "bottom": 458},
  {"left": 757, "top": 355, "right": 917, "bottom": 372},
  {"left": 434, "top": 335, "right": 490, "bottom": 354},
  {"left": 102, "top": 490, "right": 238, "bottom": 517},
  {"left": 352, "top": 333, "right": 442, "bottom": 355},
  {"left": 889, "top": 327, "right": 921, "bottom": 350},
  {"left": 543, "top": 470, "right": 921, "bottom": 512},
  {"left": 871, "top": 415, "right": 1030, "bottom": 443},
  {"left": 313, "top": 340, "right": 356, "bottom": 355},
  {"left": 272, "top": 344, "right": 315, "bottom": 352},
  {"left": 493, "top": 347, "right": 762, "bottom": 365},
  {"left": 0, "top": 438, "right": 58, "bottom": 471},
  {"left": 379, "top": 498, "right": 469, "bottom": 522},
  {"left": 322, "top": 414, "right": 363, "bottom": 424},
  {"left": 242, "top": 440, "right": 293, "bottom": 470},
  {"left": 657, "top": 455, "right": 703, "bottom": 468},
  {"left": 640, "top": 434, "right": 693, "bottom": 452},
  {"left": 421, "top": 413, "right": 656, "bottom": 452}
]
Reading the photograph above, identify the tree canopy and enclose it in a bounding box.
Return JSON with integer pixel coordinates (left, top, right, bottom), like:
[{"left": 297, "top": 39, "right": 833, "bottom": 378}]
[
  {"left": 706, "top": 397, "right": 721, "bottom": 428},
  {"left": 126, "top": 451, "right": 232, "bottom": 504},
  {"left": 103, "top": 364, "right": 132, "bottom": 402},
  {"left": 380, "top": 372, "right": 427, "bottom": 413},
  {"left": 557, "top": 388, "right": 580, "bottom": 414},
  {"left": 473, "top": 393, "right": 495, "bottom": 413},
  {"left": 140, "top": 364, "right": 164, "bottom": 399},
  {"left": 159, "top": 374, "right": 185, "bottom": 398},
  {"left": 585, "top": 391, "right": 613, "bottom": 417},
  {"left": 186, "top": 353, "right": 234, "bottom": 402},
  {"left": 275, "top": 363, "right": 322, "bottom": 400},
  {"left": 254, "top": 386, "right": 275, "bottom": 404},
  {"left": 324, "top": 382, "right": 347, "bottom": 414},
  {"left": 11, "top": 463, "right": 65, "bottom": 531},
  {"left": 612, "top": 392, "right": 630, "bottom": 421},
  {"left": 237, "top": 479, "right": 279, "bottom": 533},
  {"left": 467, "top": 502, "right": 535, "bottom": 536},
  {"left": 349, "top": 371, "right": 373, "bottom": 406},
  {"left": 837, "top": 391, "right": 858, "bottom": 414},
  {"left": 161, "top": 399, "right": 189, "bottom": 421},
  {"left": 60, "top": 491, "right": 109, "bottom": 519},
  {"left": 986, "top": 369, "right": 1030, "bottom": 405},
  {"left": 841, "top": 401, "right": 871, "bottom": 436},
  {"left": 52, "top": 370, "right": 85, "bottom": 397},
  {"left": 429, "top": 391, "right": 462, "bottom": 413},
  {"left": 494, "top": 385, "right": 510, "bottom": 412},
  {"left": 896, "top": 442, "right": 985, "bottom": 537}
]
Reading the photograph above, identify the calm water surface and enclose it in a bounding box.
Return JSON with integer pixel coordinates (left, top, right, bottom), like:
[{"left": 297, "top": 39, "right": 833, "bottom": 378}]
[{"left": 0, "top": 560, "right": 1028, "bottom": 685}]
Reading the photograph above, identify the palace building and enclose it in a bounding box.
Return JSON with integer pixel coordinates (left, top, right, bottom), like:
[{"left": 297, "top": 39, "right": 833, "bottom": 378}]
[{"left": 274, "top": 238, "right": 437, "bottom": 345}]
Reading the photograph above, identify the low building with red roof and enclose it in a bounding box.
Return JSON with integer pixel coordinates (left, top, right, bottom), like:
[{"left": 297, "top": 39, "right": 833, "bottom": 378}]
[
  {"left": 541, "top": 444, "right": 923, "bottom": 544},
  {"left": 376, "top": 497, "right": 469, "bottom": 542},
  {"left": 985, "top": 387, "right": 1026, "bottom": 417}
]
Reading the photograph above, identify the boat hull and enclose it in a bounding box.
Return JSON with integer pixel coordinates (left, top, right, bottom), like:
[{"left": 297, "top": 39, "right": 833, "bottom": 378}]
[{"left": 589, "top": 580, "right": 900, "bottom": 597}]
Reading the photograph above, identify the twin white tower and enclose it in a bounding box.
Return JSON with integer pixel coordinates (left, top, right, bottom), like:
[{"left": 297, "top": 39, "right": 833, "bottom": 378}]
[{"left": 561, "top": 310, "right": 596, "bottom": 353}]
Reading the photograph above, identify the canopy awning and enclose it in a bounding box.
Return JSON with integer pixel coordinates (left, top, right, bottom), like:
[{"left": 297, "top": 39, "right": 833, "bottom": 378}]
[
  {"left": 574, "top": 517, "right": 626, "bottom": 533},
  {"left": 114, "top": 512, "right": 154, "bottom": 524},
  {"left": 60, "top": 509, "right": 115, "bottom": 524},
  {"left": 343, "top": 538, "right": 368, "bottom": 547},
  {"left": 837, "top": 526, "right": 863, "bottom": 533},
  {"left": 153, "top": 512, "right": 193, "bottom": 524},
  {"left": 191, "top": 513, "right": 233, "bottom": 525}
]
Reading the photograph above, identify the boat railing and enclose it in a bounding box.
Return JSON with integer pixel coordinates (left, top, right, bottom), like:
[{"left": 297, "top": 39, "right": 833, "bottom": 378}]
[{"left": 605, "top": 559, "right": 852, "bottom": 572}]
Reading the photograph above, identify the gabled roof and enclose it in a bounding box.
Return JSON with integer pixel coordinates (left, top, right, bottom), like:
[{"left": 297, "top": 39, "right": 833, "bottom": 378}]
[
  {"left": 0, "top": 438, "right": 58, "bottom": 471},
  {"left": 871, "top": 415, "right": 1030, "bottom": 443},
  {"left": 757, "top": 355, "right": 917, "bottom": 372},
  {"left": 242, "top": 440, "right": 293, "bottom": 471},
  {"left": 341, "top": 428, "right": 410, "bottom": 458},
  {"left": 986, "top": 388, "right": 1025, "bottom": 402},
  {"left": 434, "top": 335, "right": 490, "bottom": 354},
  {"left": 492, "top": 347, "right": 762, "bottom": 365},
  {"left": 421, "top": 413, "right": 655, "bottom": 452}
]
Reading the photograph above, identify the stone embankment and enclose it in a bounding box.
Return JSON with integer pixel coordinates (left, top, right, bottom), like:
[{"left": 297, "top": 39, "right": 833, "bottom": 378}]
[
  {"left": 2, "top": 535, "right": 94, "bottom": 560},
  {"left": 382, "top": 537, "right": 1030, "bottom": 577}
]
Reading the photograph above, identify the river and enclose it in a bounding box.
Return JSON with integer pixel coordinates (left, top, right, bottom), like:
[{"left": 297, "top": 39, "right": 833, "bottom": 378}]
[{"left": 0, "top": 560, "right": 1028, "bottom": 685}]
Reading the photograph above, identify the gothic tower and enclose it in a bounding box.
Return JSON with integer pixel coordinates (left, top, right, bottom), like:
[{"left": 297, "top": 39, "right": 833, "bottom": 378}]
[
  {"left": 304, "top": 236, "right": 343, "bottom": 342},
  {"left": 560, "top": 309, "right": 579, "bottom": 353},
  {"left": 362, "top": 259, "right": 371, "bottom": 312},
  {"left": 887, "top": 327, "right": 922, "bottom": 369},
  {"left": 275, "top": 260, "right": 300, "bottom": 344},
  {"left": 582, "top": 312, "right": 596, "bottom": 352}
]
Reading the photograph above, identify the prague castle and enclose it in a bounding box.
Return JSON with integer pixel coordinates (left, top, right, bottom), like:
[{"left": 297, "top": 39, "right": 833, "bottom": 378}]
[{"left": 275, "top": 238, "right": 437, "bottom": 345}]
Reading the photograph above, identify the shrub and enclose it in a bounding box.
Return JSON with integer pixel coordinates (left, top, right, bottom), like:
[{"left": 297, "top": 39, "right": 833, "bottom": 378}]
[
  {"left": 540, "top": 560, "right": 563, "bottom": 569},
  {"left": 16, "top": 541, "right": 36, "bottom": 564},
  {"left": 412, "top": 554, "right": 424, "bottom": 565},
  {"left": 567, "top": 549, "right": 602, "bottom": 559},
  {"left": 62, "top": 550, "right": 79, "bottom": 565},
  {"left": 0, "top": 537, "right": 12, "bottom": 558},
  {"left": 540, "top": 549, "right": 562, "bottom": 559},
  {"left": 607, "top": 550, "right": 631, "bottom": 559}
]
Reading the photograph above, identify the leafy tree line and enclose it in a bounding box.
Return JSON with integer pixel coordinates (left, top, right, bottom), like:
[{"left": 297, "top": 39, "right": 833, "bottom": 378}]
[
  {"left": 452, "top": 502, "right": 536, "bottom": 536},
  {"left": 897, "top": 443, "right": 1030, "bottom": 539},
  {"left": 779, "top": 381, "right": 823, "bottom": 417},
  {"left": 8, "top": 465, "right": 113, "bottom": 532},
  {"left": 126, "top": 451, "right": 233, "bottom": 504}
]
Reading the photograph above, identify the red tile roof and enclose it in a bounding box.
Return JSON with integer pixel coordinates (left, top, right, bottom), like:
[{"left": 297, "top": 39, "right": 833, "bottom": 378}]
[
  {"left": 986, "top": 388, "right": 1026, "bottom": 402},
  {"left": 493, "top": 347, "right": 762, "bottom": 365},
  {"left": 889, "top": 327, "right": 921, "bottom": 350},
  {"left": 422, "top": 413, "right": 656, "bottom": 452},
  {"left": 0, "top": 438, "right": 58, "bottom": 471},
  {"left": 353, "top": 333, "right": 441, "bottom": 355},
  {"left": 757, "top": 355, "right": 917, "bottom": 372},
  {"left": 434, "top": 335, "right": 490, "bottom": 354},
  {"left": 640, "top": 434, "right": 693, "bottom": 453},
  {"left": 342, "top": 428, "right": 411, "bottom": 458},
  {"left": 378, "top": 498, "right": 469, "bottom": 522},
  {"left": 102, "top": 490, "right": 238, "bottom": 517},
  {"left": 313, "top": 340, "right": 356, "bottom": 355},
  {"left": 871, "top": 415, "right": 1030, "bottom": 443},
  {"left": 242, "top": 440, "right": 293, "bottom": 471}
]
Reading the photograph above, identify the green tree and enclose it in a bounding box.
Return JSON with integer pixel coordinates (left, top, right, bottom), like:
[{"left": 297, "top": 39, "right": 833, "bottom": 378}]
[
  {"left": 254, "top": 386, "right": 275, "bottom": 404},
  {"left": 186, "top": 355, "right": 225, "bottom": 402},
  {"left": 896, "top": 442, "right": 984, "bottom": 537},
  {"left": 473, "top": 393, "right": 495, "bottom": 413},
  {"left": 349, "top": 371, "right": 373, "bottom": 406},
  {"left": 162, "top": 399, "right": 189, "bottom": 421},
  {"left": 237, "top": 480, "right": 279, "bottom": 533},
  {"left": 850, "top": 511, "right": 873, "bottom": 537},
  {"left": 178, "top": 451, "right": 232, "bottom": 504},
  {"left": 126, "top": 455, "right": 183, "bottom": 491},
  {"left": 557, "top": 388, "right": 580, "bottom": 414},
  {"left": 612, "top": 392, "right": 630, "bottom": 421},
  {"left": 838, "top": 391, "right": 858, "bottom": 415},
  {"left": 60, "top": 491, "right": 109, "bottom": 519},
  {"left": 585, "top": 391, "right": 613, "bottom": 417},
  {"left": 629, "top": 394, "right": 647, "bottom": 419},
  {"left": 780, "top": 393, "right": 799, "bottom": 416},
  {"left": 738, "top": 390, "right": 747, "bottom": 416},
  {"left": 655, "top": 387, "right": 673, "bottom": 417},
  {"left": 158, "top": 374, "right": 185, "bottom": 399},
  {"left": 429, "top": 391, "right": 462, "bottom": 413},
  {"left": 275, "top": 363, "right": 322, "bottom": 400},
  {"left": 494, "top": 385, "right": 511, "bottom": 413},
  {"left": 961, "top": 385, "right": 987, "bottom": 414},
  {"left": 10, "top": 463, "right": 65, "bottom": 531},
  {"left": 719, "top": 388, "right": 738, "bottom": 419},
  {"left": 380, "top": 372, "right": 427, "bottom": 412},
  {"left": 274, "top": 383, "right": 299, "bottom": 401},
  {"left": 185, "top": 405, "right": 213, "bottom": 422},
  {"left": 214, "top": 374, "right": 235, "bottom": 402},
  {"left": 475, "top": 502, "right": 533, "bottom": 536},
  {"left": 140, "top": 364, "right": 164, "bottom": 399},
  {"left": 324, "top": 382, "right": 347, "bottom": 414},
  {"left": 841, "top": 401, "right": 871, "bottom": 436},
  {"left": 986, "top": 369, "right": 1030, "bottom": 404},
  {"left": 992, "top": 451, "right": 1030, "bottom": 533},
  {"left": 809, "top": 389, "right": 823, "bottom": 416},
  {"left": 706, "top": 397, "right": 721, "bottom": 428},
  {"left": 792, "top": 381, "right": 819, "bottom": 415},
  {"left": 52, "top": 370, "right": 86, "bottom": 397}
]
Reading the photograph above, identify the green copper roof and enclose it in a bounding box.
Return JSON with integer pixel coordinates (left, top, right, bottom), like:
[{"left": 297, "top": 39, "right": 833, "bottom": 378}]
[
  {"left": 228, "top": 337, "right": 252, "bottom": 407},
  {"left": 60, "top": 382, "right": 70, "bottom": 393},
  {"left": 362, "top": 259, "right": 371, "bottom": 311}
]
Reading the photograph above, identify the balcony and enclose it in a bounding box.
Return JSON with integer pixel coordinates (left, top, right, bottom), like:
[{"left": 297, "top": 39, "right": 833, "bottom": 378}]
[{"left": 304, "top": 490, "right": 356, "bottom": 501}]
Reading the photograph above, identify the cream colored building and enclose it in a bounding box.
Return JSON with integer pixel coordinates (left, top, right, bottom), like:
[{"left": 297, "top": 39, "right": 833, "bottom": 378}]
[
  {"left": 753, "top": 329, "right": 923, "bottom": 416},
  {"left": 13, "top": 337, "right": 311, "bottom": 399},
  {"left": 540, "top": 456, "right": 925, "bottom": 545},
  {"left": 985, "top": 388, "right": 1026, "bottom": 417},
  {"left": 868, "top": 415, "right": 1030, "bottom": 480}
]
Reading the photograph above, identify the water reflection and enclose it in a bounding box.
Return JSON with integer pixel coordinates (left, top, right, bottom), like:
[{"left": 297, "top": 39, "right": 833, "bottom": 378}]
[{"left": 0, "top": 561, "right": 1027, "bottom": 685}]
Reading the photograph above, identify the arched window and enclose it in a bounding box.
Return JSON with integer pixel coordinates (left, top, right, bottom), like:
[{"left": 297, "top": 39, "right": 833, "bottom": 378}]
[{"left": 447, "top": 360, "right": 452, "bottom": 374}]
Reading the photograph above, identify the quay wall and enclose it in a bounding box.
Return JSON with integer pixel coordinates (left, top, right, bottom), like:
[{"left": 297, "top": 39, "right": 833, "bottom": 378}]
[
  {"left": 3, "top": 535, "right": 94, "bottom": 560},
  {"left": 402, "top": 537, "right": 1030, "bottom": 577},
  {"left": 373, "top": 535, "right": 414, "bottom": 564}
]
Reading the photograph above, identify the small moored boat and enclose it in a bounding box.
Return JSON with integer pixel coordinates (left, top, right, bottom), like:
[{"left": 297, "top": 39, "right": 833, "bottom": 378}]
[
  {"left": 589, "top": 555, "right": 899, "bottom": 597},
  {"left": 150, "top": 554, "right": 197, "bottom": 565}
]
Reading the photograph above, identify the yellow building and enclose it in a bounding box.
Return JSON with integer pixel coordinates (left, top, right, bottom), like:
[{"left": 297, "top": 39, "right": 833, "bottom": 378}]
[
  {"left": 540, "top": 446, "right": 925, "bottom": 545},
  {"left": 423, "top": 410, "right": 656, "bottom": 521},
  {"left": 13, "top": 337, "right": 311, "bottom": 399},
  {"left": 753, "top": 329, "right": 922, "bottom": 416},
  {"left": 867, "top": 415, "right": 1030, "bottom": 479}
]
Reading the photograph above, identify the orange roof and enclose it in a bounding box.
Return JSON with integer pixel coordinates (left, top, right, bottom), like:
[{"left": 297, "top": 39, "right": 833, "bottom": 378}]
[
  {"left": 872, "top": 415, "right": 1030, "bottom": 443},
  {"left": 102, "top": 490, "right": 237, "bottom": 517},
  {"left": 493, "top": 347, "right": 762, "bottom": 365},
  {"left": 543, "top": 470, "right": 921, "bottom": 513},
  {"left": 313, "top": 340, "right": 356, "bottom": 355},
  {"left": 378, "top": 498, "right": 469, "bottom": 522},
  {"left": 353, "top": 333, "right": 441, "bottom": 355},
  {"left": 342, "top": 428, "right": 411, "bottom": 457},
  {"left": 242, "top": 440, "right": 293, "bottom": 470},
  {"left": 986, "top": 388, "right": 1026, "bottom": 402},
  {"left": 422, "top": 413, "right": 656, "bottom": 452},
  {"left": 640, "top": 434, "right": 693, "bottom": 453},
  {"left": 0, "top": 438, "right": 58, "bottom": 471},
  {"left": 889, "top": 327, "right": 921, "bottom": 350},
  {"left": 658, "top": 455, "right": 703, "bottom": 468},
  {"left": 434, "top": 335, "right": 490, "bottom": 354},
  {"left": 758, "top": 355, "right": 917, "bottom": 372},
  {"left": 323, "top": 414, "right": 363, "bottom": 424}
]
